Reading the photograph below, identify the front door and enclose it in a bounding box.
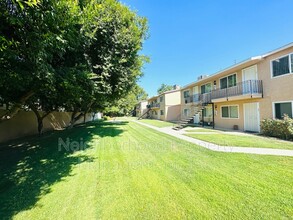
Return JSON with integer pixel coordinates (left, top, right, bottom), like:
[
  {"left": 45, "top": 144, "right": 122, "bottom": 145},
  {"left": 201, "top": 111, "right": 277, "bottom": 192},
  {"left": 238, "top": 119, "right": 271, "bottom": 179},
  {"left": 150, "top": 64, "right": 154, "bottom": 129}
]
[
  {"left": 244, "top": 102, "right": 260, "bottom": 132},
  {"left": 194, "top": 113, "right": 200, "bottom": 124},
  {"left": 242, "top": 65, "right": 258, "bottom": 94}
]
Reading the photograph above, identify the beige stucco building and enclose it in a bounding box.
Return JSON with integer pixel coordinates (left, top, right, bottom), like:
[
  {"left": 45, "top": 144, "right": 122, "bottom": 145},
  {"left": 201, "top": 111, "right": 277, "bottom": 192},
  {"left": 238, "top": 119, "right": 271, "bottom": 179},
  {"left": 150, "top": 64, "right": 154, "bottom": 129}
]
[
  {"left": 135, "top": 100, "right": 148, "bottom": 118},
  {"left": 147, "top": 88, "right": 181, "bottom": 121},
  {"left": 180, "top": 42, "right": 293, "bottom": 132}
]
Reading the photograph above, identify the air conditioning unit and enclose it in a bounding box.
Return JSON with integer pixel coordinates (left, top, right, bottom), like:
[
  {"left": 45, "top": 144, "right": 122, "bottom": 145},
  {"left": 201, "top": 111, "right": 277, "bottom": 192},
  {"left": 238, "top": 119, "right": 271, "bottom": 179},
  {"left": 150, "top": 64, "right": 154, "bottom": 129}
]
[{"left": 197, "top": 75, "right": 209, "bottom": 81}]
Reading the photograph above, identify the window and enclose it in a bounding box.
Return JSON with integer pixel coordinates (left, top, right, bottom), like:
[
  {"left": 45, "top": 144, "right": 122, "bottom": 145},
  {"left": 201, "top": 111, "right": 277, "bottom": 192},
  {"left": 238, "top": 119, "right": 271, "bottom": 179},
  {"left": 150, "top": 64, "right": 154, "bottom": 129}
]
[
  {"left": 154, "top": 111, "right": 157, "bottom": 115},
  {"left": 220, "top": 74, "right": 237, "bottom": 89},
  {"left": 203, "top": 107, "right": 212, "bottom": 117},
  {"left": 160, "top": 96, "right": 163, "bottom": 102},
  {"left": 160, "top": 110, "right": 164, "bottom": 115},
  {"left": 221, "top": 106, "right": 238, "bottom": 118},
  {"left": 183, "top": 90, "right": 190, "bottom": 98},
  {"left": 183, "top": 109, "right": 190, "bottom": 117},
  {"left": 271, "top": 54, "right": 293, "bottom": 77},
  {"left": 274, "top": 102, "right": 292, "bottom": 119},
  {"left": 201, "top": 83, "right": 212, "bottom": 94}
]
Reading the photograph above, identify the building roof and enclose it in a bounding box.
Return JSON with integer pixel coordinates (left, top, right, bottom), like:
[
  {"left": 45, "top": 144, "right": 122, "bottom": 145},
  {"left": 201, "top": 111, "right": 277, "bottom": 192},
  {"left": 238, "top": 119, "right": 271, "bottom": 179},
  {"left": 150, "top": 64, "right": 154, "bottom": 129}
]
[{"left": 181, "top": 42, "right": 293, "bottom": 90}]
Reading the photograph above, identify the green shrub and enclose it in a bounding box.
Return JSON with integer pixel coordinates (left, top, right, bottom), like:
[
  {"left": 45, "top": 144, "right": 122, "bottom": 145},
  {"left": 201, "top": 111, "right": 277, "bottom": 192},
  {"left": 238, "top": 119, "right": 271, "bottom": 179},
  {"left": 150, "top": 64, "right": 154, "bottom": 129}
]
[{"left": 261, "top": 115, "right": 293, "bottom": 140}]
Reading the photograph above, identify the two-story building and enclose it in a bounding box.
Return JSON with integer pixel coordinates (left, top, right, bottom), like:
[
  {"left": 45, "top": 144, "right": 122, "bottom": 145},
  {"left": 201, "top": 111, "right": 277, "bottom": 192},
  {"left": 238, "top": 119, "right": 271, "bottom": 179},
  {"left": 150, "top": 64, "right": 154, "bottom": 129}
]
[
  {"left": 180, "top": 42, "right": 293, "bottom": 132},
  {"left": 135, "top": 100, "right": 148, "bottom": 118},
  {"left": 147, "top": 86, "right": 181, "bottom": 121}
]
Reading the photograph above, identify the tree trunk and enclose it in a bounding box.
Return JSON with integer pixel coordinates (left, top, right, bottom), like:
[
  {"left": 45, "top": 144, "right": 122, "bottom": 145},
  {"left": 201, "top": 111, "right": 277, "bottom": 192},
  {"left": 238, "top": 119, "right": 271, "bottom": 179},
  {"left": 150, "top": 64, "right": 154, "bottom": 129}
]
[
  {"left": 83, "top": 113, "right": 87, "bottom": 124},
  {"left": 37, "top": 116, "right": 44, "bottom": 136},
  {"left": 69, "top": 111, "right": 84, "bottom": 128},
  {"left": 0, "top": 91, "right": 34, "bottom": 123},
  {"left": 92, "top": 112, "right": 96, "bottom": 121},
  {"left": 30, "top": 104, "right": 51, "bottom": 136}
]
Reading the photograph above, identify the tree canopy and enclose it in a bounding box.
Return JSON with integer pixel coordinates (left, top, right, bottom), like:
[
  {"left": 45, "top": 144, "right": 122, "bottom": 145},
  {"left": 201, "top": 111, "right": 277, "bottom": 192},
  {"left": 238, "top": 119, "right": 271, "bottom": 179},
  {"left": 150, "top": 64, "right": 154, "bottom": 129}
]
[
  {"left": 0, "top": 0, "right": 148, "bottom": 133},
  {"left": 103, "top": 84, "right": 148, "bottom": 116},
  {"left": 157, "top": 84, "right": 174, "bottom": 94}
]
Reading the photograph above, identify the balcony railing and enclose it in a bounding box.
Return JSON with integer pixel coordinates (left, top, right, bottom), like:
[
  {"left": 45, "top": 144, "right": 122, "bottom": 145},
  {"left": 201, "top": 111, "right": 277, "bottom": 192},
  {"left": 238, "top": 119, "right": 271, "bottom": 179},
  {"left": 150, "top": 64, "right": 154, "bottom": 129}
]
[
  {"left": 183, "top": 80, "right": 263, "bottom": 104},
  {"left": 148, "top": 103, "right": 160, "bottom": 108},
  {"left": 211, "top": 80, "right": 263, "bottom": 100},
  {"left": 200, "top": 93, "right": 212, "bottom": 104},
  {"left": 184, "top": 94, "right": 199, "bottom": 104}
]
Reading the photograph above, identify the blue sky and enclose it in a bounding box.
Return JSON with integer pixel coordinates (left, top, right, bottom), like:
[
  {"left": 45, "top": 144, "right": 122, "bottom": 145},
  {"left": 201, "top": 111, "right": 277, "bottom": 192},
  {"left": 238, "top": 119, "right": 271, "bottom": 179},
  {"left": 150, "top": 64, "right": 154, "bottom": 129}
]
[{"left": 121, "top": 0, "right": 293, "bottom": 97}]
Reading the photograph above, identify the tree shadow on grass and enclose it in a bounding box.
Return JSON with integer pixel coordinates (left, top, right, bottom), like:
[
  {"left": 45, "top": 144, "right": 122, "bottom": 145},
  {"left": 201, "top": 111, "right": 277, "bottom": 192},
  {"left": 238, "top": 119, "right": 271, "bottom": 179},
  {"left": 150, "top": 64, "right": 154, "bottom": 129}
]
[{"left": 0, "top": 121, "right": 127, "bottom": 219}]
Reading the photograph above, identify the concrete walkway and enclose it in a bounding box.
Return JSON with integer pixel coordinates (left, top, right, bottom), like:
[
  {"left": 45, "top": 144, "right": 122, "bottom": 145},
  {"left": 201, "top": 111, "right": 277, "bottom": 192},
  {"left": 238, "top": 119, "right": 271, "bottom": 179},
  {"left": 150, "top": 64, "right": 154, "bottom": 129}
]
[{"left": 133, "top": 120, "right": 293, "bottom": 157}]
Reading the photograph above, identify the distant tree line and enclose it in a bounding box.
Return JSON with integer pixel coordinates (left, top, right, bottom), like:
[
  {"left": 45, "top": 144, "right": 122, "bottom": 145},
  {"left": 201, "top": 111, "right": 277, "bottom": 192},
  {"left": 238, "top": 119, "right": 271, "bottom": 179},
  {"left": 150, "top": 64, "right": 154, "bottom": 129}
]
[
  {"left": 157, "top": 84, "right": 174, "bottom": 94},
  {"left": 0, "top": 0, "right": 148, "bottom": 134}
]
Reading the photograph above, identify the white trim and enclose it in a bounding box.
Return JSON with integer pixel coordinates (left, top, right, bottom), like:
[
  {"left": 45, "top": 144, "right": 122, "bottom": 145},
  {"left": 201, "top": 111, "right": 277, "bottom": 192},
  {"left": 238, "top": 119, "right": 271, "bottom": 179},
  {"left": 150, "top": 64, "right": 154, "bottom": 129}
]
[
  {"left": 272, "top": 100, "right": 293, "bottom": 119},
  {"left": 219, "top": 72, "right": 237, "bottom": 89},
  {"left": 220, "top": 105, "right": 240, "bottom": 119},
  {"left": 243, "top": 102, "right": 260, "bottom": 132},
  {"left": 262, "top": 42, "right": 293, "bottom": 58},
  {"left": 242, "top": 65, "right": 258, "bottom": 81},
  {"left": 270, "top": 53, "right": 293, "bottom": 79}
]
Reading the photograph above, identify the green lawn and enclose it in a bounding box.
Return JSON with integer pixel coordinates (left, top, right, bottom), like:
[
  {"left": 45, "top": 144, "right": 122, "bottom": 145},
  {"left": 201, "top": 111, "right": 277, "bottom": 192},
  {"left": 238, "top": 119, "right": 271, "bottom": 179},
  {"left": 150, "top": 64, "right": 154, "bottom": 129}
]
[
  {"left": 0, "top": 120, "right": 293, "bottom": 219},
  {"left": 139, "top": 119, "right": 175, "bottom": 127},
  {"left": 185, "top": 133, "right": 293, "bottom": 150}
]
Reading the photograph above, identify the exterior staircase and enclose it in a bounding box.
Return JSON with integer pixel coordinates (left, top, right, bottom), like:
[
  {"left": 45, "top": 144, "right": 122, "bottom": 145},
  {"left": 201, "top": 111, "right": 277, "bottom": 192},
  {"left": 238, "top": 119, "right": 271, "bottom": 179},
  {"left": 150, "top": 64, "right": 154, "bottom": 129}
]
[
  {"left": 137, "top": 107, "right": 151, "bottom": 120},
  {"left": 172, "top": 103, "right": 206, "bottom": 130},
  {"left": 172, "top": 117, "right": 194, "bottom": 130}
]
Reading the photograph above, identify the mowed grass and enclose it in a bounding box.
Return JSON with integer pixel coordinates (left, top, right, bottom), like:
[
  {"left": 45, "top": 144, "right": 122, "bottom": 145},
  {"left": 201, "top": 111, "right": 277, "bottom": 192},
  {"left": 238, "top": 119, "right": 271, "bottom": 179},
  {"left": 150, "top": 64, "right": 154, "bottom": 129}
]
[
  {"left": 139, "top": 119, "right": 175, "bottom": 127},
  {"left": 184, "top": 128, "right": 218, "bottom": 133},
  {"left": 0, "top": 121, "right": 293, "bottom": 219},
  {"left": 185, "top": 133, "right": 293, "bottom": 150}
]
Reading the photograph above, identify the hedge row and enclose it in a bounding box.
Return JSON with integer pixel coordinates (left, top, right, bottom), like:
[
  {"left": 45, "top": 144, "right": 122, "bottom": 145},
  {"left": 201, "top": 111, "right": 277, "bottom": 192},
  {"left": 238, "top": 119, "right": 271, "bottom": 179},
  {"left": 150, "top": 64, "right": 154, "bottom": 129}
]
[{"left": 260, "top": 115, "right": 293, "bottom": 140}]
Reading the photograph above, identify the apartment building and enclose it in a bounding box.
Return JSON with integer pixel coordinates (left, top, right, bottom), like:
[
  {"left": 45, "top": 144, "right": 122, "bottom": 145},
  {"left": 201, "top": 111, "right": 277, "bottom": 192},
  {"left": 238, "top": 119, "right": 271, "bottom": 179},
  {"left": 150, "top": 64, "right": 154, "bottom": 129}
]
[
  {"left": 180, "top": 42, "right": 293, "bottom": 132},
  {"left": 147, "top": 87, "right": 181, "bottom": 121},
  {"left": 135, "top": 100, "right": 148, "bottom": 118}
]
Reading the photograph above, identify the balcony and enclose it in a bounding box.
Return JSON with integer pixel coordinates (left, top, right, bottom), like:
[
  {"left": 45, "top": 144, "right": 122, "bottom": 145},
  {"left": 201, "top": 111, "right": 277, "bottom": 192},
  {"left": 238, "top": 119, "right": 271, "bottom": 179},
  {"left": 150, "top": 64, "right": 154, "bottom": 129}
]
[
  {"left": 148, "top": 103, "right": 160, "bottom": 109},
  {"left": 182, "top": 80, "right": 263, "bottom": 105},
  {"left": 211, "top": 80, "right": 263, "bottom": 102},
  {"left": 184, "top": 93, "right": 211, "bottom": 104}
]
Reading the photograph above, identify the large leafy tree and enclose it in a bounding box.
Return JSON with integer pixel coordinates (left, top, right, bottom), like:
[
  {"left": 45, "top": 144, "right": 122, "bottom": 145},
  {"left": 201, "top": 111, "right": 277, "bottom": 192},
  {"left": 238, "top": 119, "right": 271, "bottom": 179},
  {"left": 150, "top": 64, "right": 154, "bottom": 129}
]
[
  {"left": 84, "top": 0, "right": 148, "bottom": 101},
  {"left": 0, "top": 0, "right": 148, "bottom": 132},
  {"left": 103, "top": 84, "right": 148, "bottom": 116},
  {"left": 0, "top": 0, "right": 84, "bottom": 121}
]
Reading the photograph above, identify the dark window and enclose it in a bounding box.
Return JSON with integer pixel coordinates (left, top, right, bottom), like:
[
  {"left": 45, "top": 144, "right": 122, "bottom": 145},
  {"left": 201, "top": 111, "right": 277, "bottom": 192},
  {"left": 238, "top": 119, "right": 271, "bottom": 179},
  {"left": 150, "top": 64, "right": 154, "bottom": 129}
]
[
  {"left": 160, "top": 110, "right": 164, "bottom": 115},
  {"left": 221, "top": 106, "right": 238, "bottom": 118},
  {"left": 220, "top": 74, "right": 236, "bottom": 89},
  {"left": 272, "top": 55, "right": 291, "bottom": 77},
  {"left": 221, "top": 106, "right": 229, "bottom": 118},
  {"left": 201, "top": 85, "right": 205, "bottom": 94},
  {"left": 275, "top": 102, "right": 292, "bottom": 119},
  {"left": 228, "top": 74, "right": 237, "bottom": 87},
  {"left": 160, "top": 96, "right": 163, "bottom": 102},
  {"left": 201, "top": 83, "right": 211, "bottom": 94},
  {"left": 183, "top": 90, "right": 190, "bottom": 98},
  {"left": 220, "top": 77, "right": 227, "bottom": 89}
]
